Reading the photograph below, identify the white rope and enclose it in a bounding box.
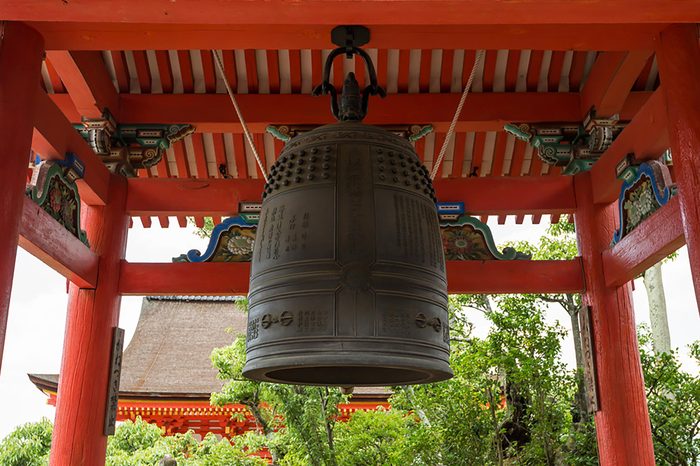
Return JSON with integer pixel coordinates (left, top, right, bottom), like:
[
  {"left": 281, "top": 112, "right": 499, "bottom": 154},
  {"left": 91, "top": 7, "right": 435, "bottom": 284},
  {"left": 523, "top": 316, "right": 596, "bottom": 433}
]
[
  {"left": 430, "top": 50, "right": 486, "bottom": 180},
  {"left": 211, "top": 50, "right": 269, "bottom": 182}
]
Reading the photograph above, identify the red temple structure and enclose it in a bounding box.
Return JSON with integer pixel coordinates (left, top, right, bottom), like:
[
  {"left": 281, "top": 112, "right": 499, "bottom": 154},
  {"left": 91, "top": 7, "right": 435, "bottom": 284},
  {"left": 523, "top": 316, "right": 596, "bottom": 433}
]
[
  {"left": 29, "top": 297, "right": 389, "bottom": 438},
  {"left": 2, "top": 4, "right": 700, "bottom": 465}
]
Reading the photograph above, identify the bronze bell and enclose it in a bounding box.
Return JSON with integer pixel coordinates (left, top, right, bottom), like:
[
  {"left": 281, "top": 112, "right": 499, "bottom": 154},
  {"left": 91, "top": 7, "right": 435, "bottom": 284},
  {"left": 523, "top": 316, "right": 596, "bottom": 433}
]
[{"left": 243, "top": 26, "right": 451, "bottom": 386}]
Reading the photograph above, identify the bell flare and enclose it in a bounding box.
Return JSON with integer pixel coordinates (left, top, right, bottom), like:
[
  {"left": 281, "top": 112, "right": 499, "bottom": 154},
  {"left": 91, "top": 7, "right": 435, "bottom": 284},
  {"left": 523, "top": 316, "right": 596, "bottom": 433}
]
[{"left": 243, "top": 355, "right": 454, "bottom": 387}]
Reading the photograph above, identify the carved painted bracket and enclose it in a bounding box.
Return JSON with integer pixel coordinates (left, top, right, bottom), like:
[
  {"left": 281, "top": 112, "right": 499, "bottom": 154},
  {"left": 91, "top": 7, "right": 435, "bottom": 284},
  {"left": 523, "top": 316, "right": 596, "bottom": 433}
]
[
  {"left": 173, "top": 215, "right": 257, "bottom": 263},
  {"left": 75, "top": 110, "right": 194, "bottom": 177},
  {"left": 504, "top": 108, "right": 626, "bottom": 175},
  {"left": 437, "top": 203, "right": 531, "bottom": 260},
  {"left": 176, "top": 201, "right": 530, "bottom": 263},
  {"left": 612, "top": 155, "right": 676, "bottom": 245},
  {"left": 26, "top": 153, "right": 89, "bottom": 246}
]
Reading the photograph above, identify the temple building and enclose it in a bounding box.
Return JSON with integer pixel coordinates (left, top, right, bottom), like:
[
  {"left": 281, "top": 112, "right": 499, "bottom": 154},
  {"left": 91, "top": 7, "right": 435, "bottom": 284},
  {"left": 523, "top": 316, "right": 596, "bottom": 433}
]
[{"left": 29, "top": 296, "right": 390, "bottom": 439}]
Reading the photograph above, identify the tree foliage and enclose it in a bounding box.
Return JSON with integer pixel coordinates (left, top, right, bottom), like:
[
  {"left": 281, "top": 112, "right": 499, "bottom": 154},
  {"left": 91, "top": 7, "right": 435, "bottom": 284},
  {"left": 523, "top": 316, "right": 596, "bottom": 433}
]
[
  {"left": 0, "top": 417, "right": 52, "bottom": 466},
  {"left": 639, "top": 327, "right": 700, "bottom": 465}
]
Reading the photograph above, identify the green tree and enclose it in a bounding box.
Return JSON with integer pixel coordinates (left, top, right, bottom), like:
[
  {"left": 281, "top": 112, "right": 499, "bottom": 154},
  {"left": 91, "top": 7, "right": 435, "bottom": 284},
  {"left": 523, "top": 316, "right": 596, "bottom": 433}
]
[
  {"left": 211, "top": 330, "right": 345, "bottom": 466},
  {"left": 106, "top": 417, "right": 265, "bottom": 466},
  {"left": 639, "top": 327, "right": 700, "bottom": 466},
  {"left": 0, "top": 417, "right": 52, "bottom": 466}
]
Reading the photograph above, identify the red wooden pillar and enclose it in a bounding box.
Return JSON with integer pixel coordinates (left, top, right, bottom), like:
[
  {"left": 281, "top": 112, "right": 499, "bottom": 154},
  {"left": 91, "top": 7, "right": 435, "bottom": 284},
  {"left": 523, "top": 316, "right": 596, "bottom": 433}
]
[
  {"left": 0, "top": 22, "right": 44, "bottom": 371},
  {"left": 574, "top": 172, "right": 655, "bottom": 465},
  {"left": 50, "top": 175, "right": 128, "bottom": 466},
  {"left": 657, "top": 24, "right": 700, "bottom": 313}
]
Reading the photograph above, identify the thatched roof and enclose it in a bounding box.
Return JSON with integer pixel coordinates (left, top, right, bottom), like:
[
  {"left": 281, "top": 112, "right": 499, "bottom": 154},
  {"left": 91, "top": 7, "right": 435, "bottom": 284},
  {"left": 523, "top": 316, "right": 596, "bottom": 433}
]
[{"left": 30, "top": 297, "right": 389, "bottom": 401}]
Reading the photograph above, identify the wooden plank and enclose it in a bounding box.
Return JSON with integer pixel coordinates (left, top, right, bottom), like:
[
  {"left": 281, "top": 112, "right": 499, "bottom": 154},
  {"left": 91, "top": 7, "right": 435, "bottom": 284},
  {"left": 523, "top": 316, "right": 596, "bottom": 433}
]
[
  {"left": 126, "top": 178, "right": 263, "bottom": 216},
  {"left": 8, "top": 2, "right": 684, "bottom": 29},
  {"left": 112, "top": 91, "right": 587, "bottom": 133},
  {"left": 126, "top": 175, "right": 576, "bottom": 217},
  {"left": 580, "top": 50, "right": 652, "bottom": 116},
  {"left": 45, "top": 51, "right": 119, "bottom": 119},
  {"left": 119, "top": 259, "right": 584, "bottom": 296},
  {"left": 602, "top": 196, "right": 684, "bottom": 287},
  {"left": 18, "top": 198, "right": 99, "bottom": 288},
  {"left": 446, "top": 259, "right": 584, "bottom": 294},
  {"left": 32, "top": 90, "right": 112, "bottom": 205},
  {"left": 590, "top": 89, "right": 669, "bottom": 204},
  {"left": 119, "top": 261, "right": 251, "bottom": 296}
]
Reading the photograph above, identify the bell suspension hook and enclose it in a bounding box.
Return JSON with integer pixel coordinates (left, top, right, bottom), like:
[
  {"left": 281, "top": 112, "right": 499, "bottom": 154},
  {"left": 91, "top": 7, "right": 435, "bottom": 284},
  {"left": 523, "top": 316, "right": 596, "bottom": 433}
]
[{"left": 312, "top": 25, "right": 386, "bottom": 122}]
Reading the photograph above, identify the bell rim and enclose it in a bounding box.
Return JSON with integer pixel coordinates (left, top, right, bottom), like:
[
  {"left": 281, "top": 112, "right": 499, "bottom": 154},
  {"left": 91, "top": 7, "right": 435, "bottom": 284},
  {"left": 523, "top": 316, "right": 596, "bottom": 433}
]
[{"left": 242, "top": 354, "right": 454, "bottom": 387}]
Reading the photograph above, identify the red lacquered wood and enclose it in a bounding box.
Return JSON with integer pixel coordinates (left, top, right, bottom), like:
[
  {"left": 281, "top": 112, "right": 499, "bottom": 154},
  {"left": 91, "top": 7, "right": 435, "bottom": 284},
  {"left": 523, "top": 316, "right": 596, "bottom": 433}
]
[
  {"left": 603, "top": 196, "right": 684, "bottom": 287},
  {"left": 119, "top": 261, "right": 252, "bottom": 296},
  {"left": 657, "top": 24, "right": 700, "bottom": 314},
  {"left": 126, "top": 178, "right": 264, "bottom": 217},
  {"left": 32, "top": 90, "right": 112, "bottom": 204},
  {"left": 45, "top": 51, "right": 119, "bottom": 119},
  {"left": 0, "top": 22, "right": 44, "bottom": 372},
  {"left": 580, "top": 50, "right": 652, "bottom": 117},
  {"left": 126, "top": 176, "right": 575, "bottom": 217},
  {"left": 590, "top": 89, "right": 668, "bottom": 204},
  {"left": 110, "top": 92, "right": 610, "bottom": 133},
  {"left": 18, "top": 197, "right": 98, "bottom": 288},
  {"left": 32, "top": 23, "right": 659, "bottom": 52},
  {"left": 118, "top": 259, "right": 582, "bottom": 296},
  {"left": 50, "top": 175, "right": 129, "bottom": 466},
  {"left": 574, "top": 172, "right": 655, "bottom": 466}
]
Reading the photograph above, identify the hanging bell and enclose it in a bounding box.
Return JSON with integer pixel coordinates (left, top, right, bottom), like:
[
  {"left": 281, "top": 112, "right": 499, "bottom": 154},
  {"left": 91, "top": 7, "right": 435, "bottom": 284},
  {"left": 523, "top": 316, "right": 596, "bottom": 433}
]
[{"left": 243, "top": 26, "right": 451, "bottom": 386}]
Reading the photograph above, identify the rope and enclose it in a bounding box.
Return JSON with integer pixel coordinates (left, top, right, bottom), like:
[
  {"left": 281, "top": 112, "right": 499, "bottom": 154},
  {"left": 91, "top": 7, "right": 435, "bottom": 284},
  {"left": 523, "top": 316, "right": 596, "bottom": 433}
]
[
  {"left": 211, "top": 50, "right": 269, "bottom": 183},
  {"left": 430, "top": 50, "right": 486, "bottom": 180}
]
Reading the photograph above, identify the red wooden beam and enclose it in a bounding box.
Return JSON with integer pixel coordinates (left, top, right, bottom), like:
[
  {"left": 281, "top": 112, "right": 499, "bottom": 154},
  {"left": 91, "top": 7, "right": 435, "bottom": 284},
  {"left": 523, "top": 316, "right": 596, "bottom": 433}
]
[
  {"left": 602, "top": 196, "right": 684, "bottom": 287},
  {"left": 436, "top": 176, "right": 576, "bottom": 216},
  {"left": 126, "top": 176, "right": 576, "bottom": 217},
  {"left": 446, "top": 259, "right": 584, "bottom": 294},
  {"left": 6, "top": 2, "right": 698, "bottom": 25},
  {"left": 32, "top": 90, "right": 112, "bottom": 205},
  {"left": 118, "top": 259, "right": 584, "bottom": 296},
  {"left": 119, "top": 262, "right": 251, "bottom": 296},
  {"left": 580, "top": 50, "right": 653, "bottom": 116},
  {"left": 44, "top": 51, "right": 119, "bottom": 119},
  {"left": 590, "top": 89, "right": 669, "bottom": 204},
  {"left": 29, "top": 23, "right": 661, "bottom": 52},
  {"left": 18, "top": 198, "right": 98, "bottom": 288},
  {"left": 113, "top": 92, "right": 585, "bottom": 133},
  {"left": 126, "top": 178, "right": 263, "bottom": 216}
]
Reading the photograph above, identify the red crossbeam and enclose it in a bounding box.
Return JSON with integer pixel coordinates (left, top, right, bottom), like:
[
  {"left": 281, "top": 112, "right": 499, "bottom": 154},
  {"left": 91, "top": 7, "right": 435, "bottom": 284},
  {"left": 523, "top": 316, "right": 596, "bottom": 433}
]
[
  {"left": 580, "top": 50, "right": 653, "bottom": 117},
  {"left": 5, "top": 2, "right": 698, "bottom": 26},
  {"left": 602, "top": 196, "right": 684, "bottom": 287},
  {"left": 18, "top": 197, "right": 98, "bottom": 288},
  {"left": 590, "top": 89, "right": 669, "bottom": 204},
  {"left": 125, "top": 176, "right": 576, "bottom": 217},
  {"left": 118, "top": 259, "right": 584, "bottom": 296},
  {"left": 111, "top": 92, "right": 586, "bottom": 134},
  {"left": 45, "top": 51, "right": 119, "bottom": 119}
]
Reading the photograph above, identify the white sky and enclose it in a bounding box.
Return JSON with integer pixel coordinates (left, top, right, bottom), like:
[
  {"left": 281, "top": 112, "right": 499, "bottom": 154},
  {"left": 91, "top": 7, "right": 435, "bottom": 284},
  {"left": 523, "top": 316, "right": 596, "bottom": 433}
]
[{"left": 0, "top": 217, "right": 698, "bottom": 439}]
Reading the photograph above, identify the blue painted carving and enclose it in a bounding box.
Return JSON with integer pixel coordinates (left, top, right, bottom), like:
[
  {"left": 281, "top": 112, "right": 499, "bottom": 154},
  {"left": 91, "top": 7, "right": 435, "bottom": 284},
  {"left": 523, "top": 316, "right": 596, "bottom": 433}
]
[
  {"left": 173, "top": 216, "right": 257, "bottom": 263},
  {"left": 437, "top": 203, "right": 530, "bottom": 261},
  {"left": 26, "top": 154, "right": 89, "bottom": 246},
  {"left": 612, "top": 157, "right": 676, "bottom": 245}
]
